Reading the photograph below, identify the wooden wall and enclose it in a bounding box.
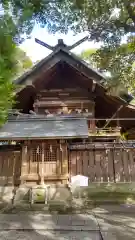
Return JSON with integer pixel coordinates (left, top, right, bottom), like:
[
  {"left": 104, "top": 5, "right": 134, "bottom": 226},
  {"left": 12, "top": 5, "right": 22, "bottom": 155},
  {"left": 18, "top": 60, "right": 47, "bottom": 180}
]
[
  {"left": 69, "top": 148, "right": 135, "bottom": 182},
  {"left": 21, "top": 140, "right": 69, "bottom": 184},
  {"left": 33, "top": 88, "right": 95, "bottom": 118},
  {"left": 0, "top": 149, "right": 21, "bottom": 186}
]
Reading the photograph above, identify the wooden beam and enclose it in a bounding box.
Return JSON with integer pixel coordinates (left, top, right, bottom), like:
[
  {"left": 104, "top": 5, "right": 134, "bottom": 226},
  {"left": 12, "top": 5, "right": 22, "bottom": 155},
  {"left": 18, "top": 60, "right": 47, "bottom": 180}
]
[
  {"left": 92, "top": 80, "right": 96, "bottom": 93},
  {"left": 35, "top": 37, "right": 89, "bottom": 51},
  {"left": 102, "top": 105, "right": 124, "bottom": 129},
  {"left": 40, "top": 142, "right": 45, "bottom": 185},
  {"left": 35, "top": 38, "right": 54, "bottom": 51},
  {"left": 20, "top": 143, "right": 28, "bottom": 184},
  {"left": 34, "top": 99, "right": 92, "bottom": 107},
  {"left": 20, "top": 174, "right": 68, "bottom": 181},
  {"left": 68, "top": 36, "right": 89, "bottom": 50},
  {"left": 61, "top": 141, "right": 68, "bottom": 184}
]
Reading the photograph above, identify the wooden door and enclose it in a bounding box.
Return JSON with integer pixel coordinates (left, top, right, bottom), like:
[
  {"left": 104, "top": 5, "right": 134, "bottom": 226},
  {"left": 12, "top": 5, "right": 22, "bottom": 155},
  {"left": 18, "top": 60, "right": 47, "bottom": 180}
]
[{"left": 27, "top": 140, "right": 69, "bottom": 183}]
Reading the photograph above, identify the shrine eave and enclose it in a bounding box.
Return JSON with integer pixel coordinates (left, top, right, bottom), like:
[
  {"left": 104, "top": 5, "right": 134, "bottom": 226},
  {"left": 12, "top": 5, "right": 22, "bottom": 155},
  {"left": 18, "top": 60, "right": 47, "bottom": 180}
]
[
  {"left": 15, "top": 47, "right": 105, "bottom": 87},
  {"left": 0, "top": 117, "right": 88, "bottom": 140}
]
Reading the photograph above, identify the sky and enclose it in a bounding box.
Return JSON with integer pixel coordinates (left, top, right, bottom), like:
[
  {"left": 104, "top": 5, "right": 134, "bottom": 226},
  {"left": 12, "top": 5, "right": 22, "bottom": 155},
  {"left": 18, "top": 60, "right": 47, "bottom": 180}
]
[{"left": 20, "top": 24, "right": 101, "bottom": 63}]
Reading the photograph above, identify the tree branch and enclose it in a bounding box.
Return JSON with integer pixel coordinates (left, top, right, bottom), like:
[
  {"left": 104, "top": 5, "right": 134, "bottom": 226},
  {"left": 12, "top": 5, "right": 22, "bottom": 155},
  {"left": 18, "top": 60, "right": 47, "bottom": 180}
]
[
  {"left": 125, "top": 2, "right": 135, "bottom": 24},
  {"left": 115, "top": 20, "right": 135, "bottom": 33}
]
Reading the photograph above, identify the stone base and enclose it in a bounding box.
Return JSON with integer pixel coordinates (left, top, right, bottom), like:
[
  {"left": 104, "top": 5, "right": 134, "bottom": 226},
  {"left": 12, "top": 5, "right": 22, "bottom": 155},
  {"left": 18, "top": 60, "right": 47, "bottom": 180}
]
[
  {"left": 0, "top": 183, "right": 135, "bottom": 213},
  {"left": 71, "top": 183, "right": 135, "bottom": 206}
]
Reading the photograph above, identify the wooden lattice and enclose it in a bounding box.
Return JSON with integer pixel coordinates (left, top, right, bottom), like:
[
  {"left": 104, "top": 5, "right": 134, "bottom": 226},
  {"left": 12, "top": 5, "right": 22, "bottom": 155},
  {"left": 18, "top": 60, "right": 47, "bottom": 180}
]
[
  {"left": 32, "top": 146, "right": 42, "bottom": 162},
  {"left": 44, "top": 149, "right": 57, "bottom": 162},
  {"left": 32, "top": 144, "right": 57, "bottom": 162}
]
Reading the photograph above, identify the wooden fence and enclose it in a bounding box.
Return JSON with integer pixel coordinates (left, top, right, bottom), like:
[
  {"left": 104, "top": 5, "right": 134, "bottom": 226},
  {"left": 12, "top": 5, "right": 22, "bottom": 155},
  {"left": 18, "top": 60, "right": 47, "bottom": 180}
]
[
  {"left": 0, "top": 149, "right": 21, "bottom": 185},
  {"left": 69, "top": 148, "right": 135, "bottom": 182},
  {"left": 0, "top": 142, "right": 135, "bottom": 185}
]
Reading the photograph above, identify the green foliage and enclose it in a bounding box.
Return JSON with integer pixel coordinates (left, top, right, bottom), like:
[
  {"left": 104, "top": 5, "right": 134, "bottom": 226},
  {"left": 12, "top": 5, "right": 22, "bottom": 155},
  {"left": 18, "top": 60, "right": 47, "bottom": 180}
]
[
  {"left": 0, "top": 15, "right": 17, "bottom": 125},
  {"left": 93, "top": 38, "right": 135, "bottom": 95},
  {"left": 79, "top": 38, "right": 135, "bottom": 97},
  {"left": 2, "top": 1, "right": 134, "bottom": 45},
  {"left": 79, "top": 48, "right": 98, "bottom": 68},
  {"left": 0, "top": 12, "right": 32, "bottom": 125},
  {"left": 13, "top": 48, "right": 33, "bottom": 78}
]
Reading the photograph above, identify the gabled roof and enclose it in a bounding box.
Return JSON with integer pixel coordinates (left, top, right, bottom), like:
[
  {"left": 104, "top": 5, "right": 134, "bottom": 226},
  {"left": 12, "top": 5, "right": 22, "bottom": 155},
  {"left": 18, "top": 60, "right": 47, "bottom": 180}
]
[
  {"left": 14, "top": 39, "right": 135, "bottom": 131},
  {"left": 15, "top": 39, "right": 133, "bottom": 106},
  {"left": 15, "top": 41, "right": 105, "bottom": 87}
]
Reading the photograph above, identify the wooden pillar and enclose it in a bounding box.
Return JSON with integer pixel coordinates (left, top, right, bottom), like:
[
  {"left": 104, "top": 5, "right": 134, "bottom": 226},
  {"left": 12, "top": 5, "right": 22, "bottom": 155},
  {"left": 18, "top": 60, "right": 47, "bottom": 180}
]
[
  {"left": 61, "top": 140, "right": 68, "bottom": 184},
  {"left": 57, "top": 145, "right": 61, "bottom": 175},
  {"left": 20, "top": 142, "right": 28, "bottom": 185},
  {"left": 40, "top": 142, "right": 45, "bottom": 185}
]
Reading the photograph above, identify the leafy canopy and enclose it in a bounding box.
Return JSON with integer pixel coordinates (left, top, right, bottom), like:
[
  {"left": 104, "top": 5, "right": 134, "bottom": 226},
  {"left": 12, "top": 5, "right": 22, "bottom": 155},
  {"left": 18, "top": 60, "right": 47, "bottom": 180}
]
[
  {"left": 0, "top": 11, "right": 32, "bottom": 125},
  {"left": 2, "top": 0, "right": 134, "bottom": 45},
  {"left": 0, "top": 15, "right": 17, "bottom": 125},
  {"left": 13, "top": 48, "right": 33, "bottom": 78},
  {"left": 2, "top": 0, "right": 134, "bottom": 92},
  {"left": 79, "top": 39, "right": 135, "bottom": 97}
]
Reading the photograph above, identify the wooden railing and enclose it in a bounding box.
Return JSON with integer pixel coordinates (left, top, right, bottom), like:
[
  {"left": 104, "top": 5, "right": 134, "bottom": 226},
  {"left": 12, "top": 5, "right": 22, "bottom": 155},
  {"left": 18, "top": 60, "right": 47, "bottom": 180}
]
[{"left": 88, "top": 127, "right": 121, "bottom": 137}]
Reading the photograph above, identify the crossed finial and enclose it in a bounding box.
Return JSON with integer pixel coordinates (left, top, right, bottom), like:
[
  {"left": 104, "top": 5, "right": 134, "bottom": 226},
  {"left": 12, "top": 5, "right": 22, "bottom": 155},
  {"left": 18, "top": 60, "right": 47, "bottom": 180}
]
[{"left": 35, "top": 36, "right": 89, "bottom": 51}]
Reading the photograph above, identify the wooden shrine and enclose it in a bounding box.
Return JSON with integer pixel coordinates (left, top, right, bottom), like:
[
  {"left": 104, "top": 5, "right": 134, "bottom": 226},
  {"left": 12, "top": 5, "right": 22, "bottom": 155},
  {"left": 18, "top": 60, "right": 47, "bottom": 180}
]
[{"left": 1, "top": 38, "right": 135, "bottom": 186}]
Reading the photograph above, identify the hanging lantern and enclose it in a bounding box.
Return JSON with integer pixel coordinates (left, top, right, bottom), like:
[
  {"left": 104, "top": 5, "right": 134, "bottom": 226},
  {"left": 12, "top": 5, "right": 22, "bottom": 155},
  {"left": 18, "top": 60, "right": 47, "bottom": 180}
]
[{"left": 50, "top": 145, "right": 52, "bottom": 153}]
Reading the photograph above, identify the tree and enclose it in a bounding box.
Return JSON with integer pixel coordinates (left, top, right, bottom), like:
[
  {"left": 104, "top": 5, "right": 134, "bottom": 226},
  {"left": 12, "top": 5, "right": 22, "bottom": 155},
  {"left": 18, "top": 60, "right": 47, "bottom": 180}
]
[
  {"left": 2, "top": 1, "right": 134, "bottom": 44},
  {"left": 79, "top": 41, "right": 135, "bottom": 97},
  {"left": 0, "top": 11, "right": 32, "bottom": 125},
  {"left": 93, "top": 40, "right": 135, "bottom": 96},
  {"left": 79, "top": 48, "right": 97, "bottom": 67},
  {"left": 0, "top": 14, "right": 17, "bottom": 125},
  {"left": 14, "top": 48, "right": 33, "bottom": 78}
]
